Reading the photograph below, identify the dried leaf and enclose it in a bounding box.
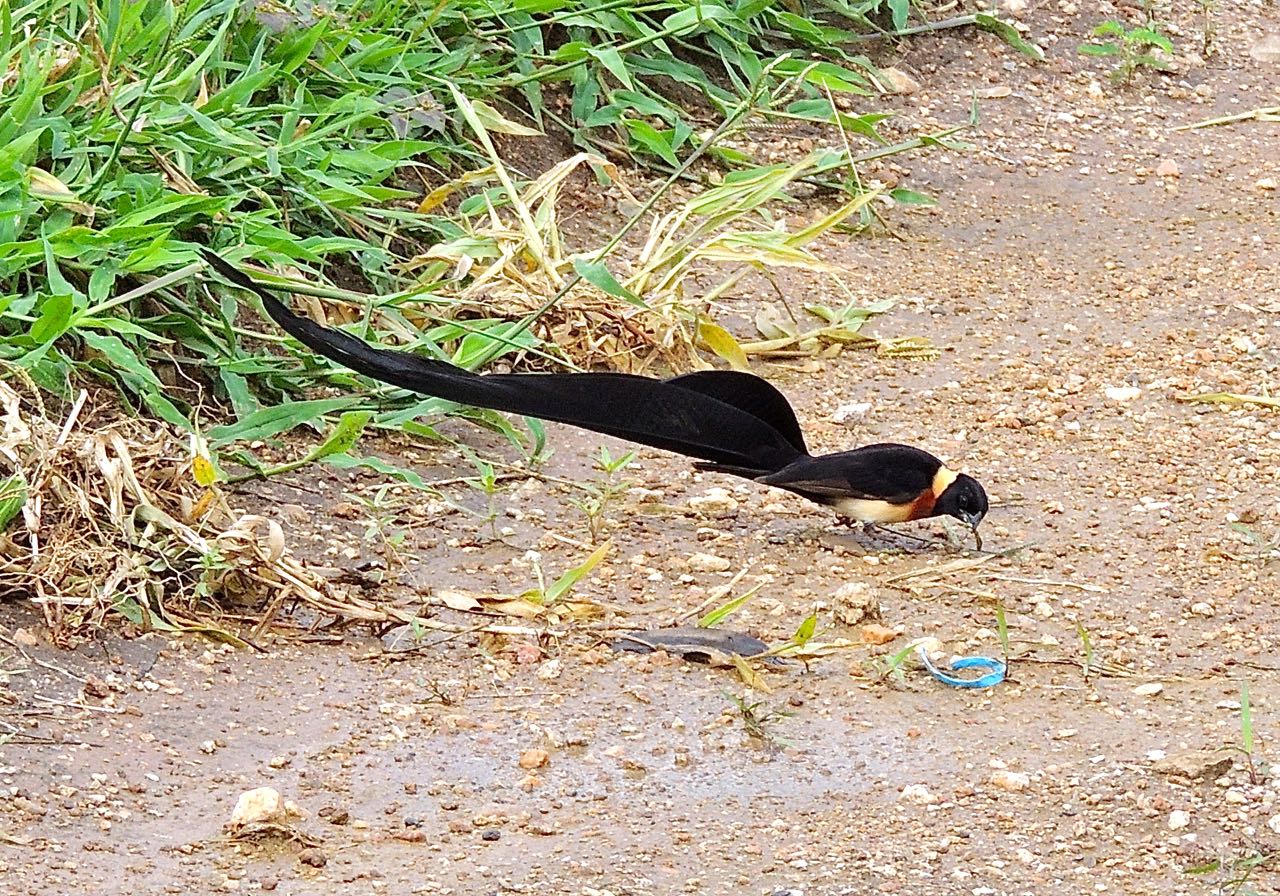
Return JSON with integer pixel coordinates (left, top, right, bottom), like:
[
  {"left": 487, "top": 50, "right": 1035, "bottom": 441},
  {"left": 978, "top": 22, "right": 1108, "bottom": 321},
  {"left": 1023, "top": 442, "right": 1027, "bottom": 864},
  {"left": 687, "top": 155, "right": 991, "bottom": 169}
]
[
  {"left": 731, "top": 654, "right": 772, "bottom": 692},
  {"left": 1177, "top": 391, "right": 1280, "bottom": 410},
  {"left": 861, "top": 623, "right": 899, "bottom": 645},
  {"left": 697, "top": 319, "right": 751, "bottom": 371},
  {"left": 438, "top": 589, "right": 482, "bottom": 612},
  {"left": 754, "top": 304, "right": 798, "bottom": 340},
  {"left": 470, "top": 100, "right": 542, "bottom": 137}
]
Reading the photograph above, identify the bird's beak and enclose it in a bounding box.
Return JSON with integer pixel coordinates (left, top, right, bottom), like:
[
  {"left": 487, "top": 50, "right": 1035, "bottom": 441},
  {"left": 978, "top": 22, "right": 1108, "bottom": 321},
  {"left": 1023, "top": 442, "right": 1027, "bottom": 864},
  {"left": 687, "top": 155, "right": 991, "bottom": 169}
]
[{"left": 962, "top": 513, "right": 984, "bottom": 550}]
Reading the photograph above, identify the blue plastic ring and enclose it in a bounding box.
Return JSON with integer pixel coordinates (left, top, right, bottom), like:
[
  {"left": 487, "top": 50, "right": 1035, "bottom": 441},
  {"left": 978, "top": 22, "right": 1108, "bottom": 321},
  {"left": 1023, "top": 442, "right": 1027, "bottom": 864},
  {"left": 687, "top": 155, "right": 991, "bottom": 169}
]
[{"left": 916, "top": 646, "right": 1006, "bottom": 689}]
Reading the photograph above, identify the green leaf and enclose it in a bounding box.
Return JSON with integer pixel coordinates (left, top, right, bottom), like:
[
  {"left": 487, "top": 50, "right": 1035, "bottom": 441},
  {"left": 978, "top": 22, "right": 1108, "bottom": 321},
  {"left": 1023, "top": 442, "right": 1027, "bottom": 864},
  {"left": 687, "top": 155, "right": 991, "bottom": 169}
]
[
  {"left": 624, "top": 119, "right": 679, "bottom": 166},
  {"left": 305, "top": 410, "right": 372, "bottom": 462},
  {"left": 470, "top": 100, "right": 542, "bottom": 136},
  {"left": 325, "top": 453, "right": 433, "bottom": 490},
  {"left": 888, "top": 0, "right": 909, "bottom": 32},
  {"left": 773, "top": 59, "right": 871, "bottom": 94},
  {"left": 543, "top": 540, "right": 611, "bottom": 605},
  {"left": 1133, "top": 54, "right": 1172, "bottom": 70},
  {"left": 1182, "top": 860, "right": 1222, "bottom": 875},
  {"left": 28, "top": 293, "right": 74, "bottom": 343},
  {"left": 111, "top": 595, "right": 183, "bottom": 632},
  {"left": 80, "top": 331, "right": 191, "bottom": 429},
  {"left": 0, "top": 128, "right": 45, "bottom": 172},
  {"left": 976, "top": 13, "right": 1045, "bottom": 61},
  {"left": 1079, "top": 43, "right": 1121, "bottom": 57},
  {"left": 889, "top": 188, "right": 935, "bottom": 206},
  {"left": 586, "top": 47, "right": 633, "bottom": 89},
  {"left": 0, "top": 474, "right": 27, "bottom": 530},
  {"left": 1130, "top": 28, "right": 1174, "bottom": 52},
  {"left": 572, "top": 257, "right": 645, "bottom": 306},
  {"left": 662, "top": 4, "right": 735, "bottom": 36},
  {"left": 792, "top": 612, "right": 818, "bottom": 646},
  {"left": 208, "top": 397, "right": 361, "bottom": 446},
  {"left": 697, "top": 585, "right": 761, "bottom": 628}
]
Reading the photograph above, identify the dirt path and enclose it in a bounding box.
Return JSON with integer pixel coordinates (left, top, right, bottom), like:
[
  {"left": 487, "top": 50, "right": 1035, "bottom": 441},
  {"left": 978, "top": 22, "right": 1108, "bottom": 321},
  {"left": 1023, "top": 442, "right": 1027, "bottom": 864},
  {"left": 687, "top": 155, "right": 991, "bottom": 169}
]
[{"left": 4, "top": 5, "right": 1280, "bottom": 895}]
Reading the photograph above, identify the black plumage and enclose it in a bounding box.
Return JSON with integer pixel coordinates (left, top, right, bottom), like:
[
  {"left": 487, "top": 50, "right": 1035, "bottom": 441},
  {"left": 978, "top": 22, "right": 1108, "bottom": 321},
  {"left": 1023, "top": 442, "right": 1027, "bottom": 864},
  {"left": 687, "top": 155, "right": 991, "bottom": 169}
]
[{"left": 201, "top": 250, "right": 988, "bottom": 545}]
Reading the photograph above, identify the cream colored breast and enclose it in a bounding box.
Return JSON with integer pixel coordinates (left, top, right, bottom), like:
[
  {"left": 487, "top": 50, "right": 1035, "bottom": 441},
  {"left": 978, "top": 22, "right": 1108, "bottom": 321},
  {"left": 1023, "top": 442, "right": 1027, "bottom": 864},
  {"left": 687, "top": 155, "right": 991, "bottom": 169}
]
[{"left": 830, "top": 497, "right": 914, "bottom": 524}]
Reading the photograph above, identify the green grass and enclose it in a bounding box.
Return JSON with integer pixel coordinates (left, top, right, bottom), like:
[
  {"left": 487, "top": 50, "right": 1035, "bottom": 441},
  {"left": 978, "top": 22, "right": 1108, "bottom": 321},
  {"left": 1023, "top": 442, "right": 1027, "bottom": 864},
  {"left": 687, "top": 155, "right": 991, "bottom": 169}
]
[
  {"left": 1078, "top": 19, "right": 1174, "bottom": 83},
  {"left": 0, "top": 0, "right": 1039, "bottom": 443},
  {"left": 0, "top": 0, "right": 1046, "bottom": 635}
]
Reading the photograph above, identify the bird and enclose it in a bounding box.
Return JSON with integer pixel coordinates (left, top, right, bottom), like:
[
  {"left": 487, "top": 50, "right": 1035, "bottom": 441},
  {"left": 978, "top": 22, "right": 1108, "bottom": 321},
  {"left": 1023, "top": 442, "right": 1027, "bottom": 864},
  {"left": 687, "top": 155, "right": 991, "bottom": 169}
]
[{"left": 200, "top": 250, "right": 988, "bottom": 548}]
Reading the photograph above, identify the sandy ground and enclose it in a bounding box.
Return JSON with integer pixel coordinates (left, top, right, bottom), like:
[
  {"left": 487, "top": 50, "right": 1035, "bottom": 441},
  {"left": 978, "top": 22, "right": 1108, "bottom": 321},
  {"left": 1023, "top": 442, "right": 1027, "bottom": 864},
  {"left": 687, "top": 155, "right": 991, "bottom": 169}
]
[{"left": 4, "top": 3, "right": 1280, "bottom": 894}]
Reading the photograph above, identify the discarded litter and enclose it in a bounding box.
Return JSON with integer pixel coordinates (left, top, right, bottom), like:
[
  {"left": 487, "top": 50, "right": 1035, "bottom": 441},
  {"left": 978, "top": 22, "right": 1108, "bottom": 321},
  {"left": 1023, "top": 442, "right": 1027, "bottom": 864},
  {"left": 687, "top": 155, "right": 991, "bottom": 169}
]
[
  {"left": 916, "top": 645, "right": 1006, "bottom": 689},
  {"left": 612, "top": 627, "right": 770, "bottom": 666}
]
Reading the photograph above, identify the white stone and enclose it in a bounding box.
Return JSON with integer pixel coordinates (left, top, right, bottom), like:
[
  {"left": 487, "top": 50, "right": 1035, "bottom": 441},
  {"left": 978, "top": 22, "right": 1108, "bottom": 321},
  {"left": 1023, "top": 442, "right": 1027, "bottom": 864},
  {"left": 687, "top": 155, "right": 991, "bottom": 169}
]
[
  {"left": 229, "top": 787, "right": 285, "bottom": 828},
  {"left": 686, "top": 552, "right": 732, "bottom": 573},
  {"left": 1105, "top": 385, "right": 1141, "bottom": 402},
  {"left": 900, "top": 783, "right": 938, "bottom": 804},
  {"left": 990, "top": 770, "right": 1031, "bottom": 792}
]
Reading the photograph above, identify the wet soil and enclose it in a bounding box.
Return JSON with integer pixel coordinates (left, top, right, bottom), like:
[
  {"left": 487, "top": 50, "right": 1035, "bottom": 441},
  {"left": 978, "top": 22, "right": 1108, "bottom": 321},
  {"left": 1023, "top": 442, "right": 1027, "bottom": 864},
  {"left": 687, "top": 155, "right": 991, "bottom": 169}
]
[{"left": 4, "top": 3, "right": 1280, "bottom": 894}]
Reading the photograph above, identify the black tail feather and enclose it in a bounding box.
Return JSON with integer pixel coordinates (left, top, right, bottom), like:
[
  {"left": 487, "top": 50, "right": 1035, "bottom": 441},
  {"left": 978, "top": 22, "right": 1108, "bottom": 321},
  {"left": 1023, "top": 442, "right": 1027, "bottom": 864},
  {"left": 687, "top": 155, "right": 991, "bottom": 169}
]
[
  {"left": 666, "top": 371, "right": 807, "bottom": 456},
  {"left": 201, "top": 250, "right": 807, "bottom": 473}
]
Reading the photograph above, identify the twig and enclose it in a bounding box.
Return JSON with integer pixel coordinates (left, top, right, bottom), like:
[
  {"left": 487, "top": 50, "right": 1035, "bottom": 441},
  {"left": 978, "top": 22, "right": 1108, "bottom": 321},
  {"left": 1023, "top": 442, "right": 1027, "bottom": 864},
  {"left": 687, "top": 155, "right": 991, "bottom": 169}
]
[
  {"left": 0, "top": 634, "right": 91, "bottom": 684},
  {"left": 883, "top": 543, "right": 1031, "bottom": 583},
  {"left": 31, "top": 694, "right": 124, "bottom": 714},
  {"left": 985, "top": 574, "right": 1107, "bottom": 593},
  {"left": 1172, "top": 106, "right": 1280, "bottom": 131},
  {"left": 833, "top": 13, "right": 988, "bottom": 43},
  {"left": 55, "top": 390, "right": 89, "bottom": 447},
  {"left": 670, "top": 563, "right": 754, "bottom": 625}
]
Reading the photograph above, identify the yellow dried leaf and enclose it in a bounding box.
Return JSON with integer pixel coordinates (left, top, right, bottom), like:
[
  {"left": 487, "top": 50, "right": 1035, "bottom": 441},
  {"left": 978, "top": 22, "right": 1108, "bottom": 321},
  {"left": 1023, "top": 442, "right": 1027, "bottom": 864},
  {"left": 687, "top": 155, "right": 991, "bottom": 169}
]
[
  {"left": 192, "top": 453, "right": 219, "bottom": 487},
  {"left": 471, "top": 100, "right": 542, "bottom": 137},
  {"left": 438, "top": 589, "right": 483, "bottom": 612},
  {"left": 484, "top": 598, "right": 546, "bottom": 619},
  {"left": 190, "top": 489, "right": 216, "bottom": 521},
  {"left": 731, "top": 655, "right": 772, "bottom": 693},
  {"left": 550, "top": 600, "right": 605, "bottom": 620},
  {"left": 27, "top": 167, "right": 77, "bottom": 202},
  {"left": 1177, "top": 391, "right": 1280, "bottom": 410},
  {"left": 27, "top": 167, "right": 94, "bottom": 215},
  {"left": 416, "top": 166, "right": 498, "bottom": 213},
  {"left": 697, "top": 319, "right": 750, "bottom": 371}
]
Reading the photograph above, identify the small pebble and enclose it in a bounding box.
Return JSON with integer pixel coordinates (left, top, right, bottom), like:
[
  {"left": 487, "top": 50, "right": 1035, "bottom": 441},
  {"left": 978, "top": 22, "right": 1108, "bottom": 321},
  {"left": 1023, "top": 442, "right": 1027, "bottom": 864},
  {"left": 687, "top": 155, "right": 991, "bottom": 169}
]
[
  {"left": 900, "top": 784, "right": 938, "bottom": 804},
  {"left": 990, "top": 770, "right": 1031, "bottom": 793}
]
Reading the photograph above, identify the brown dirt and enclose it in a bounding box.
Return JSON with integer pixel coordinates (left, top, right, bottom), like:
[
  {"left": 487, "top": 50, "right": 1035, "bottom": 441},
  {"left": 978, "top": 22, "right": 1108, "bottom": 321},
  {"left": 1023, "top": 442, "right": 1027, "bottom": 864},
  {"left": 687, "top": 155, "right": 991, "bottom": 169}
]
[{"left": 5, "top": 4, "right": 1280, "bottom": 894}]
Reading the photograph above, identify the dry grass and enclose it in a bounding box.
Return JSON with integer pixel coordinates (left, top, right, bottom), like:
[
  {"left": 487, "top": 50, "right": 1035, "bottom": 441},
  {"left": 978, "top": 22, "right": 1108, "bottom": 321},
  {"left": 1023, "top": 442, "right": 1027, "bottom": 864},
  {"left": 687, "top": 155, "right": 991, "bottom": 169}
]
[{"left": 0, "top": 369, "right": 442, "bottom": 643}]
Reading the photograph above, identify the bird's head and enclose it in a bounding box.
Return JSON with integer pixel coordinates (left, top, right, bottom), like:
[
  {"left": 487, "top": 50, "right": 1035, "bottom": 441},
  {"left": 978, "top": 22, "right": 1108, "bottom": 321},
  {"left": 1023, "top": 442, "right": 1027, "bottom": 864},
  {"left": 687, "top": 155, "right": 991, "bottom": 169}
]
[{"left": 934, "top": 473, "right": 988, "bottom": 549}]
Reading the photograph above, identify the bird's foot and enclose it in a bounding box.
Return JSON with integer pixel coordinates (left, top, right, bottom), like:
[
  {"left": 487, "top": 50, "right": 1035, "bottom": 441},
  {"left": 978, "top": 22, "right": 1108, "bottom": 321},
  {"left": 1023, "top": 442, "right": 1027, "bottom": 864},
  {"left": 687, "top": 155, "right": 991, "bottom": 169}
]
[{"left": 864, "top": 523, "right": 937, "bottom": 548}]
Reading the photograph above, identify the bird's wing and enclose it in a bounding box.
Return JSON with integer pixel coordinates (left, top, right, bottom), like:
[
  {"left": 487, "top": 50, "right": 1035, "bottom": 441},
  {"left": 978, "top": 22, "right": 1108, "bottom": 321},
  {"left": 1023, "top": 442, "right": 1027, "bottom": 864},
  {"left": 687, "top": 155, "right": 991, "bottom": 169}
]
[
  {"left": 756, "top": 444, "right": 938, "bottom": 504},
  {"left": 202, "top": 250, "right": 806, "bottom": 472}
]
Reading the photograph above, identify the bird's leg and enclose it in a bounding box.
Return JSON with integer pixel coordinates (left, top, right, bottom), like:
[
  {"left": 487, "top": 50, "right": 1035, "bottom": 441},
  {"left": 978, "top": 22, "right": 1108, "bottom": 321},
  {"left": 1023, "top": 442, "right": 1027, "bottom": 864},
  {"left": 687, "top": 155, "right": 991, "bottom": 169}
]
[
  {"left": 864, "top": 523, "right": 937, "bottom": 548},
  {"left": 833, "top": 516, "right": 935, "bottom": 547}
]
